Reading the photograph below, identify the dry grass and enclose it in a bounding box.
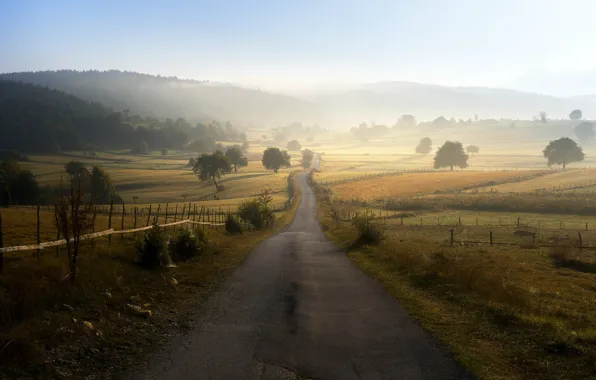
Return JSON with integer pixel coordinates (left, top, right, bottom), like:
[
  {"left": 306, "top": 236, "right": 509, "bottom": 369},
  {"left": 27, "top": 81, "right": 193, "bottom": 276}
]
[
  {"left": 471, "top": 169, "right": 596, "bottom": 193},
  {"left": 0, "top": 173, "right": 302, "bottom": 379},
  {"left": 314, "top": 180, "right": 596, "bottom": 380},
  {"left": 332, "top": 171, "right": 538, "bottom": 201}
]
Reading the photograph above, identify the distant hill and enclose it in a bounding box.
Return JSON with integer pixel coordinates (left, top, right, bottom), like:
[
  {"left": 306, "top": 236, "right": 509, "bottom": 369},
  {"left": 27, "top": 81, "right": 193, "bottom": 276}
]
[
  {"left": 290, "top": 81, "right": 596, "bottom": 125},
  {"left": 0, "top": 70, "right": 321, "bottom": 126},
  {"left": 0, "top": 80, "right": 244, "bottom": 153}
]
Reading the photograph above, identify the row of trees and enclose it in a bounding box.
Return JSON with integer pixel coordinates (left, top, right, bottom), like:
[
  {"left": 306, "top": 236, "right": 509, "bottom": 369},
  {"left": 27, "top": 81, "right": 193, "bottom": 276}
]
[
  {"left": 192, "top": 146, "right": 304, "bottom": 191},
  {"left": 427, "top": 137, "right": 584, "bottom": 171},
  {"left": 415, "top": 137, "right": 478, "bottom": 155},
  {"left": 0, "top": 80, "right": 246, "bottom": 154}
]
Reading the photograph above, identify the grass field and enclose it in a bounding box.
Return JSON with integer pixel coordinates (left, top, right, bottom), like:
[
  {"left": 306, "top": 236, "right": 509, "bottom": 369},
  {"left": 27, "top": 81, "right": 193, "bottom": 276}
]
[
  {"left": 310, "top": 133, "right": 596, "bottom": 379},
  {"left": 328, "top": 170, "right": 541, "bottom": 201},
  {"left": 20, "top": 150, "right": 295, "bottom": 204},
  {"left": 0, "top": 168, "right": 301, "bottom": 379}
]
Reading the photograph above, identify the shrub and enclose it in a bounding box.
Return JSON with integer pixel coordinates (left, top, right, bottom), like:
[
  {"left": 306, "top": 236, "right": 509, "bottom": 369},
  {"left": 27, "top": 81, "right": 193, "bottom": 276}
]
[
  {"left": 225, "top": 214, "right": 243, "bottom": 235},
  {"left": 136, "top": 224, "right": 167, "bottom": 268},
  {"left": 352, "top": 216, "right": 385, "bottom": 246},
  {"left": 172, "top": 227, "right": 202, "bottom": 261},
  {"left": 238, "top": 190, "right": 275, "bottom": 230}
]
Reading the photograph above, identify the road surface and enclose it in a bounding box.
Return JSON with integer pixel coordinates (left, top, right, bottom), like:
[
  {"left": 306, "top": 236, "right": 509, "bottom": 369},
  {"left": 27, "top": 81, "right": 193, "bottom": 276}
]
[{"left": 133, "top": 173, "right": 470, "bottom": 380}]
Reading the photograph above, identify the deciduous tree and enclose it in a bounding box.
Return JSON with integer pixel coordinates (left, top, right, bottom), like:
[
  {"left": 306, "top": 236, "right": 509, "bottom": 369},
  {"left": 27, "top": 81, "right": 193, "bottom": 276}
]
[
  {"left": 192, "top": 150, "right": 232, "bottom": 191},
  {"left": 543, "top": 137, "right": 584, "bottom": 169},
  {"left": 262, "top": 147, "right": 291, "bottom": 173},
  {"left": 434, "top": 141, "right": 469, "bottom": 171}
]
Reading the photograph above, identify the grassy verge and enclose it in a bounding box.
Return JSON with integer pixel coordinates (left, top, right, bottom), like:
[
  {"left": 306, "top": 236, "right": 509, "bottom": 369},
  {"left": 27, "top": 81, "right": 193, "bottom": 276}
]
[
  {"left": 0, "top": 173, "right": 301, "bottom": 379},
  {"left": 313, "top": 181, "right": 596, "bottom": 380}
]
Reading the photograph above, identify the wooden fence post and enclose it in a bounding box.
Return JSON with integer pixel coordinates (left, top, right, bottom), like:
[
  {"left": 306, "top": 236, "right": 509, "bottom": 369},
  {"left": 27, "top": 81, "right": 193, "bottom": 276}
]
[
  {"left": 121, "top": 203, "right": 126, "bottom": 239},
  {"left": 450, "top": 229, "right": 454, "bottom": 246},
  {"left": 476, "top": 217, "right": 478, "bottom": 226},
  {"left": 560, "top": 220, "right": 563, "bottom": 229},
  {"left": 538, "top": 220, "right": 541, "bottom": 228},
  {"left": 174, "top": 205, "right": 178, "bottom": 223},
  {"left": 182, "top": 204, "right": 186, "bottom": 220},
  {"left": 0, "top": 212, "right": 3, "bottom": 272},
  {"left": 586, "top": 222, "right": 588, "bottom": 231},
  {"left": 108, "top": 200, "right": 114, "bottom": 244},
  {"left": 154, "top": 204, "right": 161, "bottom": 224},
  {"left": 458, "top": 216, "right": 462, "bottom": 226},
  {"left": 193, "top": 204, "right": 197, "bottom": 221},
  {"left": 188, "top": 202, "right": 192, "bottom": 219},
  {"left": 134, "top": 207, "right": 138, "bottom": 236},
  {"left": 578, "top": 232, "right": 583, "bottom": 249},
  {"left": 91, "top": 206, "right": 97, "bottom": 250},
  {"left": 490, "top": 231, "right": 493, "bottom": 246},
  {"left": 517, "top": 217, "right": 520, "bottom": 227},
  {"left": 146, "top": 204, "right": 152, "bottom": 227},
  {"left": 36, "top": 205, "right": 41, "bottom": 257},
  {"left": 164, "top": 203, "right": 169, "bottom": 228}
]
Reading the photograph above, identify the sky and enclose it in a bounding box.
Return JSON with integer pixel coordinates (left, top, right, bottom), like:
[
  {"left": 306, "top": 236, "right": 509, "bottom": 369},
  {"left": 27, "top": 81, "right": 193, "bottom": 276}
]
[{"left": 2, "top": 0, "right": 596, "bottom": 95}]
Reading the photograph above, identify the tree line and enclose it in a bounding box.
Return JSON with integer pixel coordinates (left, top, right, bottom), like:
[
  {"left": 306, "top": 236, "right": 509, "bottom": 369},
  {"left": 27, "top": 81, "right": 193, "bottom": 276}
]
[{"left": 0, "top": 80, "right": 246, "bottom": 154}]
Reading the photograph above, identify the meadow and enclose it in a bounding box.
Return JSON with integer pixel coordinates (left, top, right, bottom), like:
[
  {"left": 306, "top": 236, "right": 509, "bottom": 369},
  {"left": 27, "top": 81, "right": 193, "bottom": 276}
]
[{"left": 310, "top": 131, "right": 596, "bottom": 380}]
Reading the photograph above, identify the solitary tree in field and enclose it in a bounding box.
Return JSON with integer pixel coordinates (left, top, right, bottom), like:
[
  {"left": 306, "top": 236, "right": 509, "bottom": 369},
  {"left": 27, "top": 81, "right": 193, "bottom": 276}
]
[
  {"left": 415, "top": 137, "right": 432, "bottom": 154},
  {"left": 287, "top": 140, "right": 302, "bottom": 151},
  {"left": 574, "top": 122, "right": 595, "bottom": 142},
  {"left": 466, "top": 145, "right": 480, "bottom": 155},
  {"left": 543, "top": 137, "right": 584, "bottom": 169},
  {"left": 262, "top": 147, "right": 291, "bottom": 173},
  {"left": 193, "top": 150, "right": 232, "bottom": 191},
  {"left": 225, "top": 145, "right": 248, "bottom": 172},
  {"left": 570, "top": 109, "right": 583, "bottom": 121},
  {"left": 301, "top": 149, "right": 314, "bottom": 169},
  {"left": 434, "top": 141, "right": 469, "bottom": 171}
]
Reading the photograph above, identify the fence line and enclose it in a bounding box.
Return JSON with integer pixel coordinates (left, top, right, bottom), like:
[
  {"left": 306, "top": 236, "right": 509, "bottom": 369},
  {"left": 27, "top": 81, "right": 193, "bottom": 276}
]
[{"left": 0, "top": 219, "right": 225, "bottom": 254}]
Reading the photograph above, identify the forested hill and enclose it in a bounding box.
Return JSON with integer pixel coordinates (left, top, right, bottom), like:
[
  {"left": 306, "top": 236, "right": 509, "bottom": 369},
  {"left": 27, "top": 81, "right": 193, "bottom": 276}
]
[
  {"left": 0, "top": 80, "right": 245, "bottom": 153},
  {"left": 0, "top": 70, "right": 321, "bottom": 125}
]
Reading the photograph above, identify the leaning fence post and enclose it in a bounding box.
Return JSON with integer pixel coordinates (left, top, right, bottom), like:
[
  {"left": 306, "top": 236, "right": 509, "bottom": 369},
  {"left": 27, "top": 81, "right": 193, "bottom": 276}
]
[
  {"left": 578, "top": 232, "right": 583, "bottom": 249},
  {"left": 154, "top": 204, "right": 161, "bottom": 224},
  {"left": 517, "top": 217, "right": 520, "bottom": 227},
  {"left": 193, "top": 204, "right": 197, "bottom": 221},
  {"left": 174, "top": 205, "right": 178, "bottom": 223},
  {"left": 146, "top": 204, "right": 152, "bottom": 226},
  {"left": 450, "top": 229, "right": 454, "bottom": 246},
  {"left": 490, "top": 231, "right": 493, "bottom": 246},
  {"left": 121, "top": 203, "right": 126, "bottom": 239},
  {"left": 458, "top": 216, "right": 462, "bottom": 226},
  {"left": 36, "top": 205, "right": 41, "bottom": 257}
]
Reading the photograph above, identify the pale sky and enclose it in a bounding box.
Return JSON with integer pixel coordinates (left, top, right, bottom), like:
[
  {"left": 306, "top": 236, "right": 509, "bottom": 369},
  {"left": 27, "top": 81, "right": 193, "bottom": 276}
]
[{"left": 2, "top": 0, "right": 596, "bottom": 95}]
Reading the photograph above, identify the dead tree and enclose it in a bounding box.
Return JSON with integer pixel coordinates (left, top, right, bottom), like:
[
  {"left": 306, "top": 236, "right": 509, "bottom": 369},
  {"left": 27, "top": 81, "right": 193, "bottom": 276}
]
[{"left": 55, "top": 177, "right": 95, "bottom": 283}]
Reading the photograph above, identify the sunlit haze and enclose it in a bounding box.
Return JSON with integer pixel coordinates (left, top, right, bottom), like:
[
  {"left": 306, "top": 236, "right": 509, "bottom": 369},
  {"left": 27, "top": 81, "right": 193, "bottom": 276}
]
[{"left": 2, "top": 0, "right": 596, "bottom": 95}]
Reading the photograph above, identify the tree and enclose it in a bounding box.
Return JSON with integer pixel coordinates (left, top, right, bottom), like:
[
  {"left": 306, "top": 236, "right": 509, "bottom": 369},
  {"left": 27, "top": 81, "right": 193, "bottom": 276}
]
[
  {"left": 395, "top": 114, "right": 417, "bottom": 128},
  {"left": 225, "top": 145, "right": 248, "bottom": 172},
  {"left": 192, "top": 150, "right": 232, "bottom": 191},
  {"left": 132, "top": 140, "right": 149, "bottom": 154},
  {"left": 0, "top": 159, "right": 20, "bottom": 205},
  {"left": 415, "top": 137, "right": 432, "bottom": 154},
  {"left": 543, "top": 137, "right": 584, "bottom": 169},
  {"left": 570, "top": 109, "right": 583, "bottom": 121},
  {"left": 64, "top": 161, "right": 89, "bottom": 178},
  {"left": 262, "top": 147, "right": 291, "bottom": 173},
  {"left": 161, "top": 149, "right": 168, "bottom": 156},
  {"left": 432, "top": 116, "right": 450, "bottom": 128},
  {"left": 287, "top": 140, "right": 302, "bottom": 151},
  {"left": 539, "top": 111, "right": 548, "bottom": 124},
  {"left": 466, "top": 145, "right": 480, "bottom": 154},
  {"left": 301, "top": 149, "right": 314, "bottom": 169},
  {"left": 89, "top": 167, "right": 117, "bottom": 203},
  {"left": 574, "top": 122, "right": 595, "bottom": 142},
  {"left": 434, "top": 141, "right": 469, "bottom": 171}
]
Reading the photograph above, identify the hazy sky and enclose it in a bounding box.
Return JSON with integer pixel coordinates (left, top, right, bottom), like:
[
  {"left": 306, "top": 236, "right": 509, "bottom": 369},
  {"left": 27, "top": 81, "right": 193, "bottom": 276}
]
[{"left": 2, "top": 0, "right": 596, "bottom": 95}]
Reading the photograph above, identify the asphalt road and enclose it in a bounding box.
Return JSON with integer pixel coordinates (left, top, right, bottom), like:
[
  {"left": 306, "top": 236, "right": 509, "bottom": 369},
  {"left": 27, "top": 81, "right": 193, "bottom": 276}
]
[{"left": 133, "top": 173, "right": 470, "bottom": 380}]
